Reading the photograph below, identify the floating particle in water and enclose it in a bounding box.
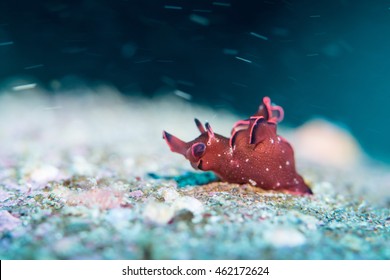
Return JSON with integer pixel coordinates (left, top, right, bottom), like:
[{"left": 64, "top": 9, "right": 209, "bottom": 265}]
[
  {"left": 156, "top": 59, "right": 174, "bottom": 63},
  {"left": 164, "top": 5, "right": 183, "bottom": 10},
  {"left": 174, "top": 90, "right": 192, "bottom": 101},
  {"left": 43, "top": 106, "right": 62, "bottom": 111},
  {"left": 272, "top": 27, "right": 289, "bottom": 37},
  {"left": 235, "top": 56, "right": 252, "bottom": 64},
  {"left": 161, "top": 75, "right": 176, "bottom": 87},
  {"left": 232, "top": 82, "right": 248, "bottom": 88},
  {"left": 134, "top": 58, "right": 152, "bottom": 64},
  {"left": 0, "top": 41, "right": 13, "bottom": 46},
  {"left": 24, "top": 64, "right": 44, "bottom": 70},
  {"left": 212, "top": 2, "right": 231, "bottom": 7},
  {"left": 12, "top": 83, "right": 37, "bottom": 91},
  {"left": 177, "top": 80, "right": 195, "bottom": 87},
  {"left": 121, "top": 42, "right": 137, "bottom": 59},
  {"left": 222, "top": 48, "right": 238, "bottom": 55},
  {"left": 61, "top": 47, "right": 87, "bottom": 54},
  {"left": 287, "top": 76, "right": 297, "bottom": 82},
  {"left": 189, "top": 14, "right": 210, "bottom": 26},
  {"left": 192, "top": 9, "right": 212, "bottom": 13},
  {"left": 250, "top": 32, "right": 269, "bottom": 41}
]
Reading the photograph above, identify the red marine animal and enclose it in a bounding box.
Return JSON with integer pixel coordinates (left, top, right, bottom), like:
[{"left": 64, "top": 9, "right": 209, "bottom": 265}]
[{"left": 162, "top": 96, "right": 312, "bottom": 195}]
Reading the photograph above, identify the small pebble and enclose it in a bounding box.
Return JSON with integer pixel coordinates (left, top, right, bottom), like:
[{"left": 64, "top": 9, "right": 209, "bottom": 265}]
[
  {"left": 129, "top": 190, "right": 144, "bottom": 198},
  {"left": 30, "top": 165, "right": 59, "bottom": 184},
  {"left": 172, "top": 196, "right": 204, "bottom": 216},
  {"left": 158, "top": 187, "right": 180, "bottom": 203},
  {"left": 263, "top": 226, "right": 306, "bottom": 247},
  {"left": 143, "top": 201, "right": 174, "bottom": 225}
]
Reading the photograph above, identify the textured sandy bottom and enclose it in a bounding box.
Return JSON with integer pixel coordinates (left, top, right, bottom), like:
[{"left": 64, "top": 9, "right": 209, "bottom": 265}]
[{"left": 0, "top": 87, "right": 389, "bottom": 259}]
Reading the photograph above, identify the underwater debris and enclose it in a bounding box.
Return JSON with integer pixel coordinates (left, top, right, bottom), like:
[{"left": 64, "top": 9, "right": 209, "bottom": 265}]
[
  {"left": 235, "top": 56, "right": 252, "bottom": 64},
  {"left": 164, "top": 5, "right": 183, "bottom": 10},
  {"left": 148, "top": 171, "right": 217, "bottom": 188},
  {"left": 250, "top": 32, "right": 269, "bottom": 41}
]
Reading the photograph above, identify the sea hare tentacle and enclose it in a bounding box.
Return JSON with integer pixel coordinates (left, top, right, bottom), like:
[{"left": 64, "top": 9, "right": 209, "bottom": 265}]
[
  {"left": 162, "top": 131, "right": 188, "bottom": 156},
  {"left": 194, "top": 118, "right": 206, "bottom": 133},
  {"left": 163, "top": 96, "right": 312, "bottom": 195}
]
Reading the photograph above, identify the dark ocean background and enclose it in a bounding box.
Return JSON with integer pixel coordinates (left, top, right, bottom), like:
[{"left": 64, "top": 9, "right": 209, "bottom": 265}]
[{"left": 1, "top": 0, "right": 389, "bottom": 162}]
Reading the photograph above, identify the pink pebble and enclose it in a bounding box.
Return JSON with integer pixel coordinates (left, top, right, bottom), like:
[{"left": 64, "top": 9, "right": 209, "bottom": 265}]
[{"left": 129, "top": 190, "right": 144, "bottom": 198}]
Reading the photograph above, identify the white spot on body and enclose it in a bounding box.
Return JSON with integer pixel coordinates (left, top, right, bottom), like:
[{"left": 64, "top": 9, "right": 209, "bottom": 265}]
[
  {"left": 248, "top": 179, "right": 257, "bottom": 186},
  {"left": 270, "top": 138, "right": 274, "bottom": 144},
  {"left": 286, "top": 161, "right": 290, "bottom": 166},
  {"left": 277, "top": 137, "right": 281, "bottom": 142},
  {"left": 218, "top": 154, "right": 221, "bottom": 157},
  {"left": 276, "top": 182, "right": 281, "bottom": 187},
  {"left": 266, "top": 168, "right": 269, "bottom": 172},
  {"left": 279, "top": 165, "right": 282, "bottom": 169},
  {"left": 245, "top": 158, "right": 249, "bottom": 162}
]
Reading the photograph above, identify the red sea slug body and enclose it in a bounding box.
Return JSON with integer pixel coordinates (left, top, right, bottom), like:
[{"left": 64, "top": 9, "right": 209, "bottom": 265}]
[{"left": 163, "top": 96, "right": 312, "bottom": 195}]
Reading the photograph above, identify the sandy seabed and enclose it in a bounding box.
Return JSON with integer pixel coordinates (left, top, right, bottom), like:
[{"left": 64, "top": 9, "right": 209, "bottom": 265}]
[{"left": 0, "top": 87, "right": 389, "bottom": 259}]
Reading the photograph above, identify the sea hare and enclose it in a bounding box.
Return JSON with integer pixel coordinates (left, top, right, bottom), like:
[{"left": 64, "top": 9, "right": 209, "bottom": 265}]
[{"left": 163, "top": 96, "right": 312, "bottom": 195}]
